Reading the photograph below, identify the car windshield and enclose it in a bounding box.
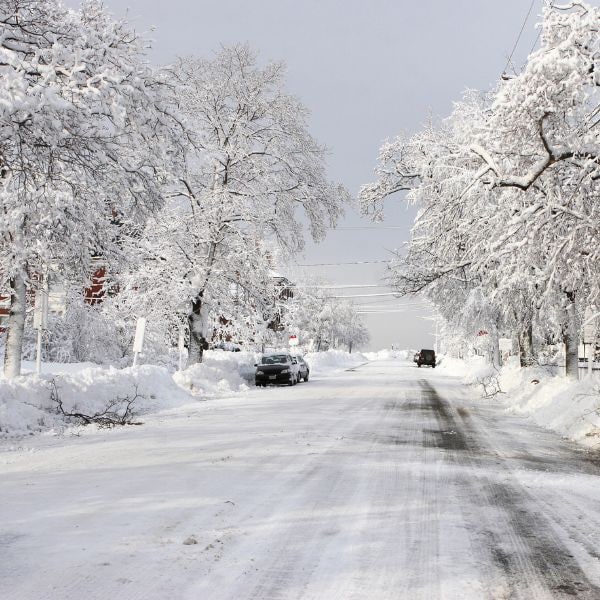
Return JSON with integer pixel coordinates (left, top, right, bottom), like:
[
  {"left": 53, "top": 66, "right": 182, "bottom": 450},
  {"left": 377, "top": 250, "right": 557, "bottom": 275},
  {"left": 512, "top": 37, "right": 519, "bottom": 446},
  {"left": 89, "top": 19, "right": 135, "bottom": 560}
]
[{"left": 261, "top": 355, "right": 289, "bottom": 365}]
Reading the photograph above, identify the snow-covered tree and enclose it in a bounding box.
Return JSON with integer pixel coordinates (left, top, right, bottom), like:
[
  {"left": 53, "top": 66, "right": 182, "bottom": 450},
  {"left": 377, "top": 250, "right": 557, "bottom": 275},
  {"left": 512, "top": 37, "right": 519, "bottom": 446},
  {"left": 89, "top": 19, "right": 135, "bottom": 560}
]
[
  {"left": 283, "top": 284, "right": 369, "bottom": 352},
  {"left": 125, "top": 46, "right": 349, "bottom": 364},
  {"left": 0, "top": 0, "right": 181, "bottom": 377},
  {"left": 361, "top": 1, "right": 600, "bottom": 377}
]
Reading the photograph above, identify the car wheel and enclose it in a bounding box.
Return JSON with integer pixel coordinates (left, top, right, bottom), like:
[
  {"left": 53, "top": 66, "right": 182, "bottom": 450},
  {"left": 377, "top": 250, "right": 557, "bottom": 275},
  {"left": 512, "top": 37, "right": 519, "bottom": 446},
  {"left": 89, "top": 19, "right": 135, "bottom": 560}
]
[
  {"left": 304, "top": 374, "right": 309, "bottom": 382},
  {"left": 417, "top": 364, "right": 421, "bottom": 368}
]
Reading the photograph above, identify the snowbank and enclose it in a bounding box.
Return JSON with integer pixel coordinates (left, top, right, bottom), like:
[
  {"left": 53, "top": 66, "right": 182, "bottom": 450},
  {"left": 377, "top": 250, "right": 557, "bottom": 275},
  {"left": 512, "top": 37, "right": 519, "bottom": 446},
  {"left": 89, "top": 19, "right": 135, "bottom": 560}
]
[
  {"left": 304, "top": 350, "right": 367, "bottom": 375},
  {"left": 0, "top": 350, "right": 258, "bottom": 438},
  {"left": 363, "top": 349, "right": 412, "bottom": 361},
  {"left": 441, "top": 355, "right": 600, "bottom": 449},
  {"left": 173, "top": 350, "right": 255, "bottom": 396},
  {"left": 497, "top": 361, "right": 600, "bottom": 449},
  {"left": 0, "top": 364, "right": 191, "bottom": 438},
  {"left": 436, "top": 354, "right": 490, "bottom": 379}
]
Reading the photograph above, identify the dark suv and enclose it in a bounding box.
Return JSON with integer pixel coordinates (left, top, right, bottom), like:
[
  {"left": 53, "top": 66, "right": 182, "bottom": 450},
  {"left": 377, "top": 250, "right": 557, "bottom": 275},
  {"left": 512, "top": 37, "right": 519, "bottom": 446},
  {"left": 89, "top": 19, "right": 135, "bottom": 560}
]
[{"left": 417, "top": 349, "right": 436, "bottom": 368}]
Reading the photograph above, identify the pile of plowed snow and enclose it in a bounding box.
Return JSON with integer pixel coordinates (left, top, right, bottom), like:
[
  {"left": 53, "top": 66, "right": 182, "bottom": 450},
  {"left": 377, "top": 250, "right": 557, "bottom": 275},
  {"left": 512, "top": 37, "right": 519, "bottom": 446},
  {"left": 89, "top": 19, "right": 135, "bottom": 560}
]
[
  {"left": 0, "top": 350, "right": 257, "bottom": 438},
  {"left": 304, "top": 350, "right": 367, "bottom": 375},
  {"left": 498, "top": 360, "right": 600, "bottom": 449},
  {"left": 440, "top": 355, "right": 600, "bottom": 449},
  {"left": 363, "top": 349, "right": 412, "bottom": 361}
]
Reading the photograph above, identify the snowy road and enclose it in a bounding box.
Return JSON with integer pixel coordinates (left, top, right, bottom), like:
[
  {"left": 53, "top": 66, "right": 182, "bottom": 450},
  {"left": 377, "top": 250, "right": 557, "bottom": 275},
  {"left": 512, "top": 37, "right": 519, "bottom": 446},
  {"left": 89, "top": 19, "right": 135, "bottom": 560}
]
[{"left": 2, "top": 359, "right": 600, "bottom": 599}]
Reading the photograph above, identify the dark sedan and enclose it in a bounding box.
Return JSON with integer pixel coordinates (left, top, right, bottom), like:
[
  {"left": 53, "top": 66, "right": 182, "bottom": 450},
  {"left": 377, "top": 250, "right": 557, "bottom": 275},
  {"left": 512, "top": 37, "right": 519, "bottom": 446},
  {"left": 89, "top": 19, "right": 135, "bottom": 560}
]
[{"left": 255, "top": 354, "right": 298, "bottom": 386}]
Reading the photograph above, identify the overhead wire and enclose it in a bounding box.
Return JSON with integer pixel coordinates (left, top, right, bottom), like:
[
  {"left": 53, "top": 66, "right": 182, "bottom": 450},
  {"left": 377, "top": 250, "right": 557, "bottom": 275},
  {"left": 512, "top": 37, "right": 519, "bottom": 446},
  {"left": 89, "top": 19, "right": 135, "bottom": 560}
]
[
  {"left": 326, "top": 226, "right": 406, "bottom": 231},
  {"left": 528, "top": 26, "right": 543, "bottom": 56},
  {"left": 329, "top": 292, "right": 400, "bottom": 298},
  {"left": 296, "top": 259, "right": 390, "bottom": 267},
  {"left": 298, "top": 284, "right": 388, "bottom": 289},
  {"left": 502, "top": 0, "right": 536, "bottom": 78}
]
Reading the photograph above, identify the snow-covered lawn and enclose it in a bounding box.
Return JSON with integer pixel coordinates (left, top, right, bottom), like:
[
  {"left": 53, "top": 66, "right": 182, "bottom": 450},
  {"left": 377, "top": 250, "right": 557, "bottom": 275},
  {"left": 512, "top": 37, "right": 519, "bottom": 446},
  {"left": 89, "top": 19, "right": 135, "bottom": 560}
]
[
  {"left": 1, "top": 358, "right": 599, "bottom": 599},
  {"left": 437, "top": 355, "right": 600, "bottom": 449}
]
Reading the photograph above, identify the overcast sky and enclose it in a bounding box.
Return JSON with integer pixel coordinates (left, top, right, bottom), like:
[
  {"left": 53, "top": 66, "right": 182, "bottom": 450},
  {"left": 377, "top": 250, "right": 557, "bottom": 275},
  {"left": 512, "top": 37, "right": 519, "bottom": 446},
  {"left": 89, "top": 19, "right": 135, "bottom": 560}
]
[{"left": 70, "top": 0, "right": 553, "bottom": 350}]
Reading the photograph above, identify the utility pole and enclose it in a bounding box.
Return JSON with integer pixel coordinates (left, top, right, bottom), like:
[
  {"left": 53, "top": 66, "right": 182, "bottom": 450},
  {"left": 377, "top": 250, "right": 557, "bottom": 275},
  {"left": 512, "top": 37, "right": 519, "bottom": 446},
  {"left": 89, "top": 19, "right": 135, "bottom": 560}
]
[{"left": 33, "top": 276, "right": 49, "bottom": 375}]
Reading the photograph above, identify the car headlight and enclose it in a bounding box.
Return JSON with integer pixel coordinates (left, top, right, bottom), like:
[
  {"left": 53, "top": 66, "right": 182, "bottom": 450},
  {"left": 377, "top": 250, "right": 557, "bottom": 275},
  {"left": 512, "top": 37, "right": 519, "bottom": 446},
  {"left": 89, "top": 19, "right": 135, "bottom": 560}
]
[
  {"left": 256, "top": 370, "right": 265, "bottom": 375},
  {"left": 280, "top": 368, "right": 290, "bottom": 374}
]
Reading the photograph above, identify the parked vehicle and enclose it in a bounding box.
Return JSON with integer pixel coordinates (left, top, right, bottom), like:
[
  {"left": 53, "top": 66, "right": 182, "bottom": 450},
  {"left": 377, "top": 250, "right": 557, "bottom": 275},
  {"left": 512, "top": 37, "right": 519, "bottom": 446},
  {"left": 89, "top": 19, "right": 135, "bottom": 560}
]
[
  {"left": 292, "top": 355, "right": 310, "bottom": 382},
  {"left": 255, "top": 354, "right": 298, "bottom": 386},
  {"left": 417, "top": 349, "right": 436, "bottom": 368},
  {"left": 413, "top": 352, "right": 420, "bottom": 363}
]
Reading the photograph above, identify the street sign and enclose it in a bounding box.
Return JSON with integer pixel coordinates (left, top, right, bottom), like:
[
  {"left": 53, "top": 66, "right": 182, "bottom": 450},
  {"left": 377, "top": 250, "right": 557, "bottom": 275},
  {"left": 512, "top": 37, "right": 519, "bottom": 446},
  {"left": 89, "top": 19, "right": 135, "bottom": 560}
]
[
  {"left": 289, "top": 335, "right": 299, "bottom": 347},
  {"left": 33, "top": 287, "right": 48, "bottom": 330},
  {"left": 132, "top": 317, "right": 147, "bottom": 367},
  {"left": 133, "top": 317, "right": 146, "bottom": 353},
  {"left": 583, "top": 316, "right": 598, "bottom": 344}
]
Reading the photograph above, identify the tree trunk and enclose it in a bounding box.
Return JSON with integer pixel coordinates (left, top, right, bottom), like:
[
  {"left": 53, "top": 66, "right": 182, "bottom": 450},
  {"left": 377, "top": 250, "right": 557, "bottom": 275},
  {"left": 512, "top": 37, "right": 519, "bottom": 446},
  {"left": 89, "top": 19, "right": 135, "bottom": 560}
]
[
  {"left": 563, "top": 295, "right": 579, "bottom": 379},
  {"left": 187, "top": 295, "right": 209, "bottom": 365},
  {"left": 518, "top": 323, "right": 534, "bottom": 368},
  {"left": 3, "top": 273, "right": 27, "bottom": 378},
  {"left": 489, "top": 322, "right": 502, "bottom": 369},
  {"left": 348, "top": 341, "right": 353, "bottom": 354}
]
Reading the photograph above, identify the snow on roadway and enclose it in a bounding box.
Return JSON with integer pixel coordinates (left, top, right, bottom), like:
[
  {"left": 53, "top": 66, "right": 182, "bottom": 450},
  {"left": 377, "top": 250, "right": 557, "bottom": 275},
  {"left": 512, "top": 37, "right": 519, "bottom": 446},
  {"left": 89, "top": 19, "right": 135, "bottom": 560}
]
[{"left": 1, "top": 358, "right": 600, "bottom": 599}]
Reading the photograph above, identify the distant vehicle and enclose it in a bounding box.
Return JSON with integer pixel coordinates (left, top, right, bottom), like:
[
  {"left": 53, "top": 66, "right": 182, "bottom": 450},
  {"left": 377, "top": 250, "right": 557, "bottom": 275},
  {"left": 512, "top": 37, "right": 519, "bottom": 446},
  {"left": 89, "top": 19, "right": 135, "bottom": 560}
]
[
  {"left": 417, "top": 349, "right": 436, "bottom": 368},
  {"left": 292, "top": 355, "right": 310, "bottom": 382},
  {"left": 255, "top": 354, "right": 298, "bottom": 386}
]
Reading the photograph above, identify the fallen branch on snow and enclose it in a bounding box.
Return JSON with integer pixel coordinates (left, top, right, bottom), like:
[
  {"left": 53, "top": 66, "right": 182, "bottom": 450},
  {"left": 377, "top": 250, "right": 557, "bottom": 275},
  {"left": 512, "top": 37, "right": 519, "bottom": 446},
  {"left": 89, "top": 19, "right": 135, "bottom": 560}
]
[
  {"left": 49, "top": 379, "right": 144, "bottom": 428},
  {"left": 476, "top": 374, "right": 505, "bottom": 399}
]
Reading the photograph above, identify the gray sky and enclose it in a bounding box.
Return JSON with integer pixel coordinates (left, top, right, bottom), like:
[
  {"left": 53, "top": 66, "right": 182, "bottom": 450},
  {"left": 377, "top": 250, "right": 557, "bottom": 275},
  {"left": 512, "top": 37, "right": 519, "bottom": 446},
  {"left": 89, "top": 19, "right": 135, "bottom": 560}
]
[{"left": 73, "top": 0, "right": 549, "bottom": 350}]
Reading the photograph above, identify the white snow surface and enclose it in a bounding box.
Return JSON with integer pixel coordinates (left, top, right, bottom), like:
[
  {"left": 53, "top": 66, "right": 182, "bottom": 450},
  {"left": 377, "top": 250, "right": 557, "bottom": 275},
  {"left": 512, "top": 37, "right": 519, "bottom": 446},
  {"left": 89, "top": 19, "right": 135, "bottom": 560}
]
[
  {"left": 1, "top": 357, "right": 599, "bottom": 599},
  {"left": 0, "top": 350, "right": 256, "bottom": 437},
  {"left": 363, "top": 348, "right": 412, "bottom": 361},
  {"left": 498, "top": 360, "right": 600, "bottom": 449},
  {"left": 438, "top": 355, "right": 600, "bottom": 449},
  {"left": 0, "top": 350, "right": 363, "bottom": 437},
  {"left": 303, "top": 349, "right": 367, "bottom": 375}
]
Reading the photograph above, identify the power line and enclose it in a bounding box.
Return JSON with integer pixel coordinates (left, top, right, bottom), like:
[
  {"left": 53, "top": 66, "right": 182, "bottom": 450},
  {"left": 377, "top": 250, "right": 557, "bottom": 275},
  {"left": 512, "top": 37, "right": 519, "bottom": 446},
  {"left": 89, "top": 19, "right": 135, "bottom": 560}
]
[
  {"left": 298, "top": 283, "right": 390, "bottom": 289},
  {"left": 327, "top": 226, "right": 406, "bottom": 231},
  {"left": 502, "top": 0, "right": 536, "bottom": 78},
  {"left": 330, "top": 292, "right": 400, "bottom": 298},
  {"left": 356, "top": 303, "right": 427, "bottom": 309},
  {"left": 296, "top": 260, "right": 390, "bottom": 267},
  {"left": 358, "top": 310, "right": 432, "bottom": 315},
  {"left": 354, "top": 297, "right": 415, "bottom": 306},
  {"left": 528, "top": 26, "right": 543, "bottom": 56}
]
